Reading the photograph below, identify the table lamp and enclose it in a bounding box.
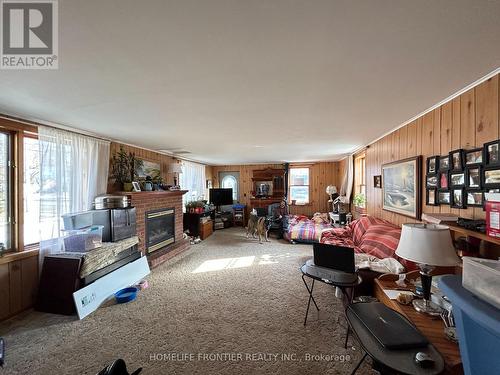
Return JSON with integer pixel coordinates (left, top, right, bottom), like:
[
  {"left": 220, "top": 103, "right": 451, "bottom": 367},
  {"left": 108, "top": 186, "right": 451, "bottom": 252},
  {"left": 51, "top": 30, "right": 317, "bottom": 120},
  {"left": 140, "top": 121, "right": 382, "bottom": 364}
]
[
  {"left": 168, "top": 162, "right": 182, "bottom": 186},
  {"left": 395, "top": 223, "right": 460, "bottom": 315}
]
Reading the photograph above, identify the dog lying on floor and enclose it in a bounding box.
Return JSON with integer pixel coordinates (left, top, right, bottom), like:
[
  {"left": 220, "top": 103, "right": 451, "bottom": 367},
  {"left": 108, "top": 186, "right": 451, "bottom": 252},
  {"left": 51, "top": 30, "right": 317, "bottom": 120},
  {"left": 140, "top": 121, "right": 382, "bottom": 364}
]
[{"left": 246, "top": 209, "right": 272, "bottom": 243}]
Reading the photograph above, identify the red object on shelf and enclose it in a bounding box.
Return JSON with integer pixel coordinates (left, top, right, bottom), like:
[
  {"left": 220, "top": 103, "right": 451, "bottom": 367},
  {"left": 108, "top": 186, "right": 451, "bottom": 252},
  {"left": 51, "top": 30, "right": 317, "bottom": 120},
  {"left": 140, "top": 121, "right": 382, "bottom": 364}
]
[{"left": 485, "top": 201, "right": 500, "bottom": 238}]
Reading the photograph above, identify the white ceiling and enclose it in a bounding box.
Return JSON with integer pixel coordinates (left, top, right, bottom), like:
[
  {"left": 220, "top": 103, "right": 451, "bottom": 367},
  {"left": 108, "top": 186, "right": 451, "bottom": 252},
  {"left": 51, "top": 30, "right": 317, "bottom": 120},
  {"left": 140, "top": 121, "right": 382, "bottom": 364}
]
[{"left": 1, "top": 0, "right": 500, "bottom": 165}]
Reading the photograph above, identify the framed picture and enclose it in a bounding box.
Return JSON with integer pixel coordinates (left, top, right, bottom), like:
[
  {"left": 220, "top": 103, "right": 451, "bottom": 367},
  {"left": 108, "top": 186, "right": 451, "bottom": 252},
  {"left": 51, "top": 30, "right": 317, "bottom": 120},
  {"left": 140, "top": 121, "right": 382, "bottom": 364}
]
[
  {"left": 439, "top": 172, "right": 449, "bottom": 190},
  {"left": 450, "top": 172, "right": 465, "bottom": 187},
  {"left": 449, "top": 149, "right": 464, "bottom": 172},
  {"left": 466, "top": 190, "right": 484, "bottom": 207},
  {"left": 426, "top": 174, "right": 438, "bottom": 188},
  {"left": 132, "top": 181, "right": 141, "bottom": 192},
  {"left": 426, "top": 188, "right": 438, "bottom": 206},
  {"left": 465, "top": 166, "right": 482, "bottom": 189},
  {"left": 451, "top": 188, "right": 465, "bottom": 208},
  {"left": 373, "top": 175, "right": 382, "bottom": 188},
  {"left": 484, "top": 140, "right": 500, "bottom": 166},
  {"left": 483, "top": 166, "right": 500, "bottom": 189},
  {"left": 465, "top": 148, "right": 483, "bottom": 166},
  {"left": 136, "top": 159, "right": 161, "bottom": 179},
  {"left": 426, "top": 156, "right": 439, "bottom": 174},
  {"left": 439, "top": 155, "right": 450, "bottom": 171},
  {"left": 382, "top": 156, "right": 422, "bottom": 219},
  {"left": 438, "top": 191, "right": 451, "bottom": 205}
]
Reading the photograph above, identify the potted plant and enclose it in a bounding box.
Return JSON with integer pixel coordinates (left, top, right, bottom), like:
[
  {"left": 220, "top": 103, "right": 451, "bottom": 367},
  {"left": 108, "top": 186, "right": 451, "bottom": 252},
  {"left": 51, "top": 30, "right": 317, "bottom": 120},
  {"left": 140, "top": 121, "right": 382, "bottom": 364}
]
[
  {"left": 353, "top": 193, "right": 366, "bottom": 214},
  {"left": 111, "top": 146, "right": 144, "bottom": 191}
]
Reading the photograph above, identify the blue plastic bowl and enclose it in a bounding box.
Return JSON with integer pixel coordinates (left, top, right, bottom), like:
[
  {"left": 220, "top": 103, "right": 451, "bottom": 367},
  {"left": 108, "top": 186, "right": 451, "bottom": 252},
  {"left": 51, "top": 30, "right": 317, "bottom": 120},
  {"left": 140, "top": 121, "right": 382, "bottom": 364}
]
[{"left": 115, "top": 287, "right": 138, "bottom": 304}]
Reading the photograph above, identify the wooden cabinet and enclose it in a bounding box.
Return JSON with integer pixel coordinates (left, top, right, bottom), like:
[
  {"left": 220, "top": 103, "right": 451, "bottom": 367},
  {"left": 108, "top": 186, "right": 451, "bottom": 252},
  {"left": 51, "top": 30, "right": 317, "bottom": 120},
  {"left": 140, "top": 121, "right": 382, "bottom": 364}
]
[
  {"left": 0, "top": 253, "right": 38, "bottom": 321},
  {"left": 200, "top": 220, "right": 213, "bottom": 240}
]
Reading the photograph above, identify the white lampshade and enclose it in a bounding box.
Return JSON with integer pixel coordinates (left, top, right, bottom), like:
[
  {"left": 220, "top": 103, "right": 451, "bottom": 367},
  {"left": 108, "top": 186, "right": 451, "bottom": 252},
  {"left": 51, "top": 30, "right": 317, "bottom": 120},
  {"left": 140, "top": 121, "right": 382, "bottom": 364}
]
[
  {"left": 395, "top": 223, "right": 460, "bottom": 267},
  {"left": 168, "top": 163, "right": 182, "bottom": 174}
]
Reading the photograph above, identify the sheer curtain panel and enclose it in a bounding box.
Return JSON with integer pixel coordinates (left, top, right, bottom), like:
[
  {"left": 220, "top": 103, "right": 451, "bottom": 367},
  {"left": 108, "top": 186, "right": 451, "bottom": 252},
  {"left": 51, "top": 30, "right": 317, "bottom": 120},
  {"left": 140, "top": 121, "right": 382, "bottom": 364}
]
[{"left": 38, "top": 126, "right": 110, "bottom": 263}]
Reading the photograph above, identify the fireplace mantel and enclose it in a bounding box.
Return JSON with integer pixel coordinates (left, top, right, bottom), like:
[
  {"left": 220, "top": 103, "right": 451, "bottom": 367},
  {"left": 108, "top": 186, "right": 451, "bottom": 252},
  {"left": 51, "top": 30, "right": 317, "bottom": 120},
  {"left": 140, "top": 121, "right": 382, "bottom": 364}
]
[
  {"left": 117, "top": 190, "right": 189, "bottom": 268},
  {"left": 115, "top": 190, "right": 188, "bottom": 197}
]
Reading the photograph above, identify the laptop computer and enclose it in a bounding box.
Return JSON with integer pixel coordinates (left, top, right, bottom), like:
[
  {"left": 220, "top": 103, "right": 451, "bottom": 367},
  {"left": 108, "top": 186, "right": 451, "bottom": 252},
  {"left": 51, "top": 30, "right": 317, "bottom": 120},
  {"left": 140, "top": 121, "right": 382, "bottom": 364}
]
[
  {"left": 313, "top": 243, "right": 355, "bottom": 273},
  {"left": 350, "top": 302, "right": 429, "bottom": 350}
]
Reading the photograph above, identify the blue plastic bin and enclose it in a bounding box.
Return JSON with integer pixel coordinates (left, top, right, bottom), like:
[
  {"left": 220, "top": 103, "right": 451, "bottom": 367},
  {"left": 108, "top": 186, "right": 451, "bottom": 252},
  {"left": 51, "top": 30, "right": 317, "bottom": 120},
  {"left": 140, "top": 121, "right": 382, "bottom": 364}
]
[{"left": 439, "top": 275, "right": 500, "bottom": 375}]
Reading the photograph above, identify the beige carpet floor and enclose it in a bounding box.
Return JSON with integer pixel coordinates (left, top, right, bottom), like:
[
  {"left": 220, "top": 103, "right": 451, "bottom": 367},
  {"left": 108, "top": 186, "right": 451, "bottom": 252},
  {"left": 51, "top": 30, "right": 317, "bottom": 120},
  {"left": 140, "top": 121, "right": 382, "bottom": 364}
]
[{"left": 0, "top": 227, "right": 372, "bottom": 375}]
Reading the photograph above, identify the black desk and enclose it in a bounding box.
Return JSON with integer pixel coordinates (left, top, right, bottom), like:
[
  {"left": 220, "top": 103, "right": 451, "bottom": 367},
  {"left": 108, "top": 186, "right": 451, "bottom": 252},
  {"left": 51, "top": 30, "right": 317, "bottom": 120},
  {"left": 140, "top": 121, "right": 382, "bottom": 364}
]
[
  {"left": 346, "top": 303, "right": 445, "bottom": 375},
  {"left": 300, "top": 264, "right": 361, "bottom": 347}
]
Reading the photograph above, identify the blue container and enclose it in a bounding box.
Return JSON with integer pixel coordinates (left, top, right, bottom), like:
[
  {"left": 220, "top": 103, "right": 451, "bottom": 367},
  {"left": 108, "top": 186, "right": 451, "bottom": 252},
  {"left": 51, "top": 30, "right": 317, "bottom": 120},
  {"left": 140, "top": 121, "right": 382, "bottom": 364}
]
[
  {"left": 115, "top": 287, "right": 138, "bottom": 304},
  {"left": 439, "top": 275, "right": 500, "bottom": 375}
]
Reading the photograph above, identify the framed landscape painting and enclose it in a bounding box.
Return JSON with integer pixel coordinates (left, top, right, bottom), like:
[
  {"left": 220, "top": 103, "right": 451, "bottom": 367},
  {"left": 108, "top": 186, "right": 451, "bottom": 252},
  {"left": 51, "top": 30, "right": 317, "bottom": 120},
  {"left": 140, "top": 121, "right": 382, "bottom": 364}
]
[
  {"left": 382, "top": 156, "right": 422, "bottom": 219},
  {"left": 136, "top": 159, "right": 161, "bottom": 179}
]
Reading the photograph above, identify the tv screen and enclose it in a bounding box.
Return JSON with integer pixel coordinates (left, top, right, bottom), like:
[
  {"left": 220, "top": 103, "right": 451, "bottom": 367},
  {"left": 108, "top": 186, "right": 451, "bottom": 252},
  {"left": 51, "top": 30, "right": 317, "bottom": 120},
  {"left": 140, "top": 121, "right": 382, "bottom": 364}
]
[{"left": 209, "top": 188, "right": 233, "bottom": 206}]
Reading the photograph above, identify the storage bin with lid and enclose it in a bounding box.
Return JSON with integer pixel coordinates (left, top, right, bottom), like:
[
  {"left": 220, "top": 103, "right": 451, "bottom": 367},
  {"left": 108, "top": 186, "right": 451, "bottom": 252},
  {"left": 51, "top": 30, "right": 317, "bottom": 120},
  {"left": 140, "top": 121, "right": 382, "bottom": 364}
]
[{"left": 462, "top": 256, "right": 500, "bottom": 310}]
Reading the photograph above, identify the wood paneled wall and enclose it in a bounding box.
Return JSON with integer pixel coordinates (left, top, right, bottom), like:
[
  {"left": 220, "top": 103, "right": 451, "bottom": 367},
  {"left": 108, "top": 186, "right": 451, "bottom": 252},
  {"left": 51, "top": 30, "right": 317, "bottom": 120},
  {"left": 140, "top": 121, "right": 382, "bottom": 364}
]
[
  {"left": 211, "top": 162, "right": 341, "bottom": 216},
  {"left": 365, "top": 74, "right": 499, "bottom": 227},
  {"left": 108, "top": 142, "right": 178, "bottom": 192}
]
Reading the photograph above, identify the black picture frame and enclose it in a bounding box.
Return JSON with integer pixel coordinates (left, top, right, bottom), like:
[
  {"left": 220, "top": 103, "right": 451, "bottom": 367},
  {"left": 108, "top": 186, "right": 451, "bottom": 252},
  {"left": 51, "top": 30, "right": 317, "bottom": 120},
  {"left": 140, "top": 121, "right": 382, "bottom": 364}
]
[
  {"left": 483, "top": 140, "right": 500, "bottom": 166},
  {"left": 449, "top": 171, "right": 465, "bottom": 188},
  {"left": 465, "top": 148, "right": 483, "bottom": 166},
  {"left": 482, "top": 166, "right": 500, "bottom": 189},
  {"left": 449, "top": 149, "right": 464, "bottom": 172},
  {"left": 466, "top": 190, "right": 484, "bottom": 208},
  {"left": 465, "top": 166, "right": 482, "bottom": 190},
  {"left": 438, "top": 191, "right": 451, "bottom": 205},
  {"left": 451, "top": 188, "right": 466, "bottom": 209},
  {"left": 426, "top": 188, "right": 438, "bottom": 206},
  {"left": 426, "top": 174, "right": 438, "bottom": 188},
  {"left": 373, "top": 175, "right": 382, "bottom": 188},
  {"left": 439, "top": 171, "right": 449, "bottom": 190},
  {"left": 439, "top": 155, "right": 450, "bottom": 171},
  {"left": 426, "top": 156, "right": 439, "bottom": 174}
]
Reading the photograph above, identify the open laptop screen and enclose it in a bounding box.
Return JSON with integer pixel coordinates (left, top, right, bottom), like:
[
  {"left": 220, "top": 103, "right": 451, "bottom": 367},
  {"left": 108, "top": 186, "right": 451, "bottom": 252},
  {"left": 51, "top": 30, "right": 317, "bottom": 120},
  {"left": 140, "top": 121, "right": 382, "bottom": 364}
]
[{"left": 313, "top": 243, "right": 355, "bottom": 273}]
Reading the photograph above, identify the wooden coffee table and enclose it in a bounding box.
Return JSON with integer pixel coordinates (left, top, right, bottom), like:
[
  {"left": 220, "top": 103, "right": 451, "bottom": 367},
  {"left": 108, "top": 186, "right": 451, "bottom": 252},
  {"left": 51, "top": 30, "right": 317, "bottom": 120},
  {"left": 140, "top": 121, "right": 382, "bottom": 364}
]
[{"left": 374, "top": 278, "right": 463, "bottom": 374}]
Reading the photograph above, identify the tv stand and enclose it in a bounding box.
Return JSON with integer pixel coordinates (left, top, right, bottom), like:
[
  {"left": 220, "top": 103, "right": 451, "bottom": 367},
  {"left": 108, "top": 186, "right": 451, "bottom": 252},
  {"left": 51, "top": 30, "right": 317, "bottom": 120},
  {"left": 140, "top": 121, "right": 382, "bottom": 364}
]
[{"left": 214, "top": 211, "right": 234, "bottom": 230}]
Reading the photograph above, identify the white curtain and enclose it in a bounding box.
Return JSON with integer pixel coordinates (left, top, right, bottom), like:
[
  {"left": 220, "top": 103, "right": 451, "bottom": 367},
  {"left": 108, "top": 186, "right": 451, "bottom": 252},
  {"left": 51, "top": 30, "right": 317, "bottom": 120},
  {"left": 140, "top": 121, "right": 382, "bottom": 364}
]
[
  {"left": 340, "top": 154, "right": 354, "bottom": 203},
  {"left": 38, "top": 126, "right": 110, "bottom": 262},
  {"left": 179, "top": 161, "right": 206, "bottom": 210}
]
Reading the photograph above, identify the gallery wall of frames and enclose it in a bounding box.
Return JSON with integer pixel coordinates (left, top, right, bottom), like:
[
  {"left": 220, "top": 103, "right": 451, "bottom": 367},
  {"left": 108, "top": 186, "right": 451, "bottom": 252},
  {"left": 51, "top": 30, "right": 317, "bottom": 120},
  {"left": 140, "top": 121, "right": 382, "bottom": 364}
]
[
  {"left": 362, "top": 74, "right": 499, "bottom": 227},
  {"left": 425, "top": 142, "right": 499, "bottom": 209}
]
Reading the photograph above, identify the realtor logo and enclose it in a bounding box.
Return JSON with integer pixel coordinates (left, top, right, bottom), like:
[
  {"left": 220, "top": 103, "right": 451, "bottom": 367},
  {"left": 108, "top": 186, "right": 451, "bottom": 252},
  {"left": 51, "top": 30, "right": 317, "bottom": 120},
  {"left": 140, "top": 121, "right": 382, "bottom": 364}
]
[{"left": 1, "top": 0, "right": 58, "bottom": 69}]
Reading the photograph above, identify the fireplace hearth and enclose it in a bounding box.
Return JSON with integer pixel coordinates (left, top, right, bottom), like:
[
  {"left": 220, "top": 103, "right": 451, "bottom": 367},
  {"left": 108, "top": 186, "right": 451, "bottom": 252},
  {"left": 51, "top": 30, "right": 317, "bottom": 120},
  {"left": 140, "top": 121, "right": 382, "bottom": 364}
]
[{"left": 145, "top": 208, "right": 175, "bottom": 253}]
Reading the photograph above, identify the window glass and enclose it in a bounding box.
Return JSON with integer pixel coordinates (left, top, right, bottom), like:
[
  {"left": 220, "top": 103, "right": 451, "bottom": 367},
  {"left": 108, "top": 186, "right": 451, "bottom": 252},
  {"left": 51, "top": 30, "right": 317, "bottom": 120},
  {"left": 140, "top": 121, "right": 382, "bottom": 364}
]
[
  {"left": 0, "top": 132, "right": 11, "bottom": 250},
  {"left": 221, "top": 175, "right": 238, "bottom": 201},
  {"left": 289, "top": 167, "right": 309, "bottom": 204},
  {"left": 24, "top": 137, "right": 41, "bottom": 245}
]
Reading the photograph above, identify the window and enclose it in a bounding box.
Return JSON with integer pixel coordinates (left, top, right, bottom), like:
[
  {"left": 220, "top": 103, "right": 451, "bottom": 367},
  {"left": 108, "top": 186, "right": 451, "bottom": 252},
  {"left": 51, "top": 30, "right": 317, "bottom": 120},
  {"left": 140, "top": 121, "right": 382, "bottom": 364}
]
[
  {"left": 0, "top": 131, "right": 13, "bottom": 251},
  {"left": 23, "top": 136, "right": 41, "bottom": 245},
  {"left": 179, "top": 161, "right": 206, "bottom": 210},
  {"left": 289, "top": 167, "right": 310, "bottom": 204},
  {"left": 354, "top": 154, "right": 366, "bottom": 208},
  {"left": 219, "top": 172, "right": 239, "bottom": 201}
]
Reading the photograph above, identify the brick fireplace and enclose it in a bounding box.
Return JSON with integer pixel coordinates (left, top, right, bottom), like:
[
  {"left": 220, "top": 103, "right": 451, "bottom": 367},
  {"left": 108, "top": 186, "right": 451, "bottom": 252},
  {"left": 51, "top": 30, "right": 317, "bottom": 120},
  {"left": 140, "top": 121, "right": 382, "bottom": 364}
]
[{"left": 117, "top": 190, "right": 190, "bottom": 268}]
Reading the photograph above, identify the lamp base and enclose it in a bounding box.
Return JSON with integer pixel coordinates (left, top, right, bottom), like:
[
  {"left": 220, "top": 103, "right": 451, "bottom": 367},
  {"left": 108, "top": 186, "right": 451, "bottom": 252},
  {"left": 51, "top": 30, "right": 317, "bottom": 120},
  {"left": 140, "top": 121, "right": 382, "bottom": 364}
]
[{"left": 412, "top": 299, "right": 442, "bottom": 316}]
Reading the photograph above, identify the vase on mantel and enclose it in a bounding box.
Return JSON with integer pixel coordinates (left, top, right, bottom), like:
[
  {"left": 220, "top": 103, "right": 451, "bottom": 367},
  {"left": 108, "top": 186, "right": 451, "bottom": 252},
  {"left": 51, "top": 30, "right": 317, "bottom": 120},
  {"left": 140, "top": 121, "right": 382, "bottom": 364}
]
[{"left": 123, "top": 182, "right": 133, "bottom": 192}]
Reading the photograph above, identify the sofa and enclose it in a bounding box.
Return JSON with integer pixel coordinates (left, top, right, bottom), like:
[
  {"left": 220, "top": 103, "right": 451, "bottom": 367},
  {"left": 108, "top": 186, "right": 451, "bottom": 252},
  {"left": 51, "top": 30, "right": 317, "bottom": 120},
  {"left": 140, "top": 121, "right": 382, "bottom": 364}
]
[{"left": 320, "top": 215, "right": 417, "bottom": 295}]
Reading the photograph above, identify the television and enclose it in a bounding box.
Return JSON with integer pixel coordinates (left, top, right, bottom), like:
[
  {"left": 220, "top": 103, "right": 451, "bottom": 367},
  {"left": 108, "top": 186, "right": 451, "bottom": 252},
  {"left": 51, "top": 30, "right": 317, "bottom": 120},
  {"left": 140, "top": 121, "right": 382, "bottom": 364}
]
[{"left": 209, "top": 188, "right": 233, "bottom": 206}]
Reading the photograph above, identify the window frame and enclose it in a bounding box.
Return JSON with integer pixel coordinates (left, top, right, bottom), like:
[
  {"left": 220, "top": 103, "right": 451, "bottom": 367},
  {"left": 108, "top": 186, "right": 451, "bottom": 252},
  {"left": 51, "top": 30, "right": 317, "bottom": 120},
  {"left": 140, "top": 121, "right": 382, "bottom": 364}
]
[
  {"left": 354, "top": 153, "right": 366, "bottom": 208},
  {"left": 0, "top": 117, "right": 38, "bottom": 253},
  {"left": 288, "top": 166, "right": 311, "bottom": 205}
]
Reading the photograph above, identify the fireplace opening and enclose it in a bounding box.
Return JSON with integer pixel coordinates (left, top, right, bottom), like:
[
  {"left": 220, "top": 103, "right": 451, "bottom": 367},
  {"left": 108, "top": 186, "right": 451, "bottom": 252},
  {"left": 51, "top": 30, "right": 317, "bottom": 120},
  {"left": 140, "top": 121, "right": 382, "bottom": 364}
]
[{"left": 145, "top": 208, "right": 175, "bottom": 253}]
